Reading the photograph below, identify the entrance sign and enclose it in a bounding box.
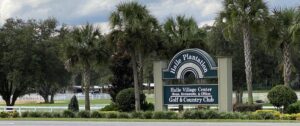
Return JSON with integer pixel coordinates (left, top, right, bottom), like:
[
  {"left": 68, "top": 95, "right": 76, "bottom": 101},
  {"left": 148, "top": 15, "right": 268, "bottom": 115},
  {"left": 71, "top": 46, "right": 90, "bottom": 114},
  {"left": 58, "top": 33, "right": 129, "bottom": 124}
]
[
  {"left": 163, "top": 49, "right": 217, "bottom": 79},
  {"left": 153, "top": 48, "right": 232, "bottom": 112},
  {"left": 163, "top": 84, "right": 218, "bottom": 105}
]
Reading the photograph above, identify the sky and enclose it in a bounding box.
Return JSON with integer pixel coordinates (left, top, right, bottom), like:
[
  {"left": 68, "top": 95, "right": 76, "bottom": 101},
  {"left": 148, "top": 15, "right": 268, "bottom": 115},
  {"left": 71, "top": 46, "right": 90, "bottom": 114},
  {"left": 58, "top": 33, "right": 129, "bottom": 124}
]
[{"left": 0, "top": 0, "right": 299, "bottom": 34}]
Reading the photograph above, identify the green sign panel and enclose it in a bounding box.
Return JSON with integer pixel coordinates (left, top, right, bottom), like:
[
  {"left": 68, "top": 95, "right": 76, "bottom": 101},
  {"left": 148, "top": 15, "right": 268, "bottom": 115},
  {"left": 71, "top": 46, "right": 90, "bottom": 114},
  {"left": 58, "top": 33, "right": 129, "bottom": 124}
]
[{"left": 163, "top": 85, "right": 218, "bottom": 105}]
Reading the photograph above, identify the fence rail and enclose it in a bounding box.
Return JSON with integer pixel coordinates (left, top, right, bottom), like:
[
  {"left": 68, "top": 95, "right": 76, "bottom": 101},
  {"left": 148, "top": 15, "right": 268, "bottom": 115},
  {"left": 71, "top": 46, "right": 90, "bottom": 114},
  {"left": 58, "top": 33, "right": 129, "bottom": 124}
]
[{"left": 0, "top": 105, "right": 108, "bottom": 115}]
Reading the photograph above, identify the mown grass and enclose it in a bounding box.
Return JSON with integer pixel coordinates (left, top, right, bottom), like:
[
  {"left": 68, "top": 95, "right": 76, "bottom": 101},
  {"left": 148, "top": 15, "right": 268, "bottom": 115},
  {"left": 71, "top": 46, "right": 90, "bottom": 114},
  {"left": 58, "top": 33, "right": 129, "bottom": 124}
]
[
  {"left": 0, "top": 98, "right": 155, "bottom": 107},
  {"left": 0, "top": 99, "right": 111, "bottom": 107}
]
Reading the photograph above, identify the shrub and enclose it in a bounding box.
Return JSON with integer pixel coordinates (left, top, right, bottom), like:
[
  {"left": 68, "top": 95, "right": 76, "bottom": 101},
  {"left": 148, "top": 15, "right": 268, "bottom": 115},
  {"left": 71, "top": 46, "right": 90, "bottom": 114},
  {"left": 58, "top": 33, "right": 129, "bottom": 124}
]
[
  {"left": 219, "top": 112, "right": 238, "bottom": 119},
  {"left": 165, "top": 111, "right": 178, "bottom": 119},
  {"left": 52, "top": 112, "right": 61, "bottom": 118},
  {"left": 182, "top": 110, "right": 193, "bottom": 119},
  {"left": 143, "top": 111, "right": 153, "bottom": 119},
  {"left": 267, "top": 85, "right": 298, "bottom": 109},
  {"left": 9, "top": 111, "right": 19, "bottom": 118},
  {"left": 193, "top": 110, "right": 205, "bottom": 119},
  {"left": 77, "top": 110, "right": 90, "bottom": 118},
  {"left": 254, "top": 110, "right": 279, "bottom": 120},
  {"left": 286, "top": 101, "right": 300, "bottom": 114},
  {"left": 142, "top": 102, "right": 154, "bottom": 111},
  {"left": 91, "top": 111, "right": 105, "bottom": 118},
  {"left": 101, "top": 103, "right": 118, "bottom": 111},
  {"left": 152, "top": 111, "right": 177, "bottom": 119},
  {"left": 62, "top": 110, "right": 75, "bottom": 118},
  {"left": 21, "top": 111, "right": 29, "bottom": 117},
  {"left": 106, "top": 112, "right": 118, "bottom": 118},
  {"left": 131, "top": 111, "right": 143, "bottom": 118},
  {"left": 118, "top": 112, "right": 130, "bottom": 118},
  {"left": 42, "top": 112, "right": 53, "bottom": 118},
  {"left": 281, "top": 114, "right": 297, "bottom": 120},
  {"left": 28, "top": 112, "right": 42, "bottom": 118},
  {"left": 68, "top": 95, "right": 79, "bottom": 112},
  {"left": 115, "top": 88, "right": 149, "bottom": 112},
  {"left": 0, "top": 112, "right": 9, "bottom": 118},
  {"left": 247, "top": 113, "right": 263, "bottom": 120},
  {"left": 234, "top": 104, "right": 262, "bottom": 112},
  {"left": 152, "top": 111, "right": 165, "bottom": 119},
  {"left": 182, "top": 110, "right": 205, "bottom": 119},
  {"left": 204, "top": 110, "right": 219, "bottom": 119}
]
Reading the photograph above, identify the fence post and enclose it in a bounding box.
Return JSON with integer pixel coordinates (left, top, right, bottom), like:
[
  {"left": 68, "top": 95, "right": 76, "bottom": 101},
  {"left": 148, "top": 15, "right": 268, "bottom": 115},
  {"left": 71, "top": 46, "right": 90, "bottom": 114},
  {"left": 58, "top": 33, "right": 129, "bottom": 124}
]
[{"left": 18, "top": 107, "right": 21, "bottom": 116}]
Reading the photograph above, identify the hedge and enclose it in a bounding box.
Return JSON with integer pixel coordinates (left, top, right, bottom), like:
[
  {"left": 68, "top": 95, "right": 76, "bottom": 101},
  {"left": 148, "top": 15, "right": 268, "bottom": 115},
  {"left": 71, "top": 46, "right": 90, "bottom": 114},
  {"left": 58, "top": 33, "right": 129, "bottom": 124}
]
[{"left": 0, "top": 110, "right": 300, "bottom": 120}]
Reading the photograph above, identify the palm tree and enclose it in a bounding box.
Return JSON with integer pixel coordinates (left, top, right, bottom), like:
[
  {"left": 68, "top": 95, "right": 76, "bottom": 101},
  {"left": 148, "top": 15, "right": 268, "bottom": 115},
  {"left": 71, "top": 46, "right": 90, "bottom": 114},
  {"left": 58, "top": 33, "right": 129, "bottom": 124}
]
[
  {"left": 63, "top": 24, "right": 108, "bottom": 111},
  {"left": 268, "top": 8, "right": 300, "bottom": 86},
  {"left": 162, "top": 15, "right": 206, "bottom": 58},
  {"left": 109, "top": 2, "right": 158, "bottom": 111},
  {"left": 220, "top": 0, "right": 268, "bottom": 104}
]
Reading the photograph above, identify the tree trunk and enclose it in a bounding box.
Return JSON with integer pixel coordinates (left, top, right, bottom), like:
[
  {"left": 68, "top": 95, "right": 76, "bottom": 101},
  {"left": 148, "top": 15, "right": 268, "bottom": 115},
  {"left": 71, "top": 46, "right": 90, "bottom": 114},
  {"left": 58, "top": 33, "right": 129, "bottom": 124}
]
[
  {"left": 50, "top": 93, "right": 54, "bottom": 104},
  {"left": 131, "top": 51, "right": 141, "bottom": 111},
  {"left": 138, "top": 52, "right": 144, "bottom": 93},
  {"left": 41, "top": 95, "right": 49, "bottom": 103},
  {"left": 242, "top": 26, "right": 253, "bottom": 104},
  {"left": 283, "top": 42, "right": 292, "bottom": 87},
  {"left": 70, "top": 73, "right": 78, "bottom": 92},
  {"left": 83, "top": 64, "right": 91, "bottom": 111},
  {"left": 235, "top": 87, "right": 243, "bottom": 104}
]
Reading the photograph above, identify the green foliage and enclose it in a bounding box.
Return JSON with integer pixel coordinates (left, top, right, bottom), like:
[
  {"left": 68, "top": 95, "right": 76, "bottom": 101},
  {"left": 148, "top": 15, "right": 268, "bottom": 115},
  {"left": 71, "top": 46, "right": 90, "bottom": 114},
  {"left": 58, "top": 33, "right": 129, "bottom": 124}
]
[
  {"left": 108, "top": 52, "right": 133, "bottom": 102},
  {"left": 100, "top": 103, "right": 118, "bottom": 111},
  {"left": 62, "top": 110, "right": 75, "bottom": 118},
  {"left": 115, "top": 88, "right": 149, "bottom": 112},
  {"left": 118, "top": 112, "right": 130, "bottom": 118},
  {"left": 52, "top": 112, "right": 61, "bottom": 118},
  {"left": 0, "top": 112, "right": 9, "bottom": 118},
  {"left": 28, "top": 112, "right": 42, "bottom": 118},
  {"left": 131, "top": 111, "right": 143, "bottom": 118},
  {"left": 10, "top": 111, "right": 19, "bottom": 118},
  {"left": 0, "top": 18, "right": 40, "bottom": 106},
  {"left": 106, "top": 112, "right": 118, "bottom": 118},
  {"left": 204, "top": 110, "right": 219, "bottom": 119},
  {"left": 267, "top": 85, "right": 298, "bottom": 109},
  {"left": 234, "top": 104, "right": 262, "bottom": 112},
  {"left": 142, "top": 102, "right": 154, "bottom": 111},
  {"left": 91, "top": 111, "right": 104, "bottom": 118},
  {"left": 160, "top": 15, "right": 207, "bottom": 59},
  {"left": 77, "top": 110, "right": 90, "bottom": 118},
  {"left": 68, "top": 95, "right": 79, "bottom": 112},
  {"left": 41, "top": 112, "right": 53, "bottom": 118},
  {"left": 152, "top": 111, "right": 165, "bottom": 119},
  {"left": 21, "top": 111, "right": 29, "bottom": 118},
  {"left": 142, "top": 111, "right": 153, "bottom": 119},
  {"left": 286, "top": 101, "right": 300, "bottom": 114},
  {"left": 109, "top": 1, "right": 159, "bottom": 111}
]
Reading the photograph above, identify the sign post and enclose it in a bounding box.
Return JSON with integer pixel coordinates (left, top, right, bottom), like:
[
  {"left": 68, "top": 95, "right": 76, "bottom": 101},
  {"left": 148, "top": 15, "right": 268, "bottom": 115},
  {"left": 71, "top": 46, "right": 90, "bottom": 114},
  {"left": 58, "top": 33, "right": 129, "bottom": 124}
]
[
  {"left": 218, "top": 57, "right": 233, "bottom": 112},
  {"left": 153, "top": 61, "right": 167, "bottom": 111}
]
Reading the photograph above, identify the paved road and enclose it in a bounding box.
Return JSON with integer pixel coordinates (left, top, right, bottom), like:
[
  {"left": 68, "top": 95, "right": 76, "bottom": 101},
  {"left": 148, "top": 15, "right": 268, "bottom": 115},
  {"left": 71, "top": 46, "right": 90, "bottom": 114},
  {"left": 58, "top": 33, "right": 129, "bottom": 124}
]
[{"left": 0, "top": 121, "right": 299, "bottom": 126}]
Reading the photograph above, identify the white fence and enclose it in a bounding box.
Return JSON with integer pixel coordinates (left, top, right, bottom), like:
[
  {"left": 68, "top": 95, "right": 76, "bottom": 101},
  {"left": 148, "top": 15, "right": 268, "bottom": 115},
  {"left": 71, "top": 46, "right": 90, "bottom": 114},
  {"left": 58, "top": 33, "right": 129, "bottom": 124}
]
[
  {"left": 0, "top": 93, "right": 111, "bottom": 102},
  {"left": 0, "top": 105, "right": 108, "bottom": 114}
]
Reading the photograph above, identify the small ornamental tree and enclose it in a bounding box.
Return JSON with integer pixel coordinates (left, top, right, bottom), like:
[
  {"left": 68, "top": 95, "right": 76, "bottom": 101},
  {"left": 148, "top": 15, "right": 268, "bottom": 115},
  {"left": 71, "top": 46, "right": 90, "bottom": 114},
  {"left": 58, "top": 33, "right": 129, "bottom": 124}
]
[
  {"left": 68, "top": 95, "right": 79, "bottom": 112},
  {"left": 267, "top": 85, "right": 298, "bottom": 110}
]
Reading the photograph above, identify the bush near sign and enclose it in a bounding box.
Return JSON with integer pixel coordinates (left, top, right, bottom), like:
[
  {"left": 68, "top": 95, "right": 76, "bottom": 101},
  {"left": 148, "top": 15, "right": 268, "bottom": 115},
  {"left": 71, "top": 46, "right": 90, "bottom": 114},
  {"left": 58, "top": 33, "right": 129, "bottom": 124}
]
[{"left": 163, "top": 85, "right": 218, "bottom": 105}]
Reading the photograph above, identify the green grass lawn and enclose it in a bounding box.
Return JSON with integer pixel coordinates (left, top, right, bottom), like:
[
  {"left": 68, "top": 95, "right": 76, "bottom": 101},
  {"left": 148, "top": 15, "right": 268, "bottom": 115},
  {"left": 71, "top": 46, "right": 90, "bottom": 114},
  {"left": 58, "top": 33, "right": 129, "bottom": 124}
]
[
  {"left": 0, "top": 98, "right": 155, "bottom": 107},
  {"left": 0, "top": 99, "right": 111, "bottom": 107}
]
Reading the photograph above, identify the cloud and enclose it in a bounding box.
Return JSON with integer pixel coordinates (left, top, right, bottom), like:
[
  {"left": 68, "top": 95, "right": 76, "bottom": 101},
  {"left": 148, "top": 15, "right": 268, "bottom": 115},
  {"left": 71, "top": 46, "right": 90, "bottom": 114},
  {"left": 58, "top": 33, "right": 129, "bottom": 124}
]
[
  {"left": 0, "top": 0, "right": 299, "bottom": 32},
  {"left": 147, "top": 0, "right": 222, "bottom": 25}
]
